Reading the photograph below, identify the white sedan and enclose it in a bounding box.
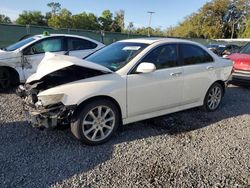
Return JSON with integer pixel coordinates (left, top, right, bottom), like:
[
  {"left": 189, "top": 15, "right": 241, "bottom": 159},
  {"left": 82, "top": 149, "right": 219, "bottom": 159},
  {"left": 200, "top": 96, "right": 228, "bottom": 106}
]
[
  {"left": 0, "top": 34, "right": 104, "bottom": 90},
  {"left": 18, "top": 38, "right": 233, "bottom": 145}
]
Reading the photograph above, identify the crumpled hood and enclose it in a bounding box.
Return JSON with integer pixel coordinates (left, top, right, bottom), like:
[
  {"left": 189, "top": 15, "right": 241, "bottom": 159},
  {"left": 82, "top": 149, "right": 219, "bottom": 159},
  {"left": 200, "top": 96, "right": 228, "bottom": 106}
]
[{"left": 26, "top": 52, "right": 112, "bottom": 83}]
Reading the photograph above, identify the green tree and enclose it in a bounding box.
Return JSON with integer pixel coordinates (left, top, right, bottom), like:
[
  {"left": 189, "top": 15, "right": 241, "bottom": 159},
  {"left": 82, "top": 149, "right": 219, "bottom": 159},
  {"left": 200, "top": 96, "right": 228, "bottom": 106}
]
[
  {"left": 46, "top": 2, "right": 61, "bottom": 24},
  {"left": 72, "top": 12, "right": 100, "bottom": 30},
  {"left": 16, "top": 11, "right": 47, "bottom": 26},
  {"left": 126, "top": 22, "right": 135, "bottom": 34},
  {"left": 48, "top": 9, "right": 73, "bottom": 28},
  {"left": 166, "top": 0, "right": 250, "bottom": 39},
  {"left": 47, "top": 2, "right": 61, "bottom": 15},
  {"left": 98, "top": 10, "right": 113, "bottom": 31},
  {"left": 132, "top": 27, "right": 164, "bottom": 36},
  {"left": 241, "top": 18, "right": 250, "bottom": 37},
  {"left": 0, "top": 14, "right": 11, "bottom": 23},
  {"left": 112, "top": 10, "right": 125, "bottom": 32}
]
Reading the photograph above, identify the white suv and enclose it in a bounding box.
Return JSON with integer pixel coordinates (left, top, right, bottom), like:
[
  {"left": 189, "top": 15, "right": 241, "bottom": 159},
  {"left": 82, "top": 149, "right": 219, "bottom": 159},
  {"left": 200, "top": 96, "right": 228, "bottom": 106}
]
[
  {"left": 0, "top": 34, "right": 104, "bottom": 90},
  {"left": 18, "top": 38, "right": 233, "bottom": 145}
]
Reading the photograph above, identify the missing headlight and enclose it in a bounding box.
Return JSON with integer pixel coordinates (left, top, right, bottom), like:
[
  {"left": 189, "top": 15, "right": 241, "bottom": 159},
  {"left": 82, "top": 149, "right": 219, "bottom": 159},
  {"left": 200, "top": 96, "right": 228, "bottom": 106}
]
[{"left": 38, "top": 94, "right": 64, "bottom": 106}]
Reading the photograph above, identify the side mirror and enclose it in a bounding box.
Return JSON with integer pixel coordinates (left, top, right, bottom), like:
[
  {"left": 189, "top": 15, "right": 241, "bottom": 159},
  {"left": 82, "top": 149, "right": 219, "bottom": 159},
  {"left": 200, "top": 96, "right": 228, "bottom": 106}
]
[{"left": 136, "top": 62, "right": 156, "bottom": 73}]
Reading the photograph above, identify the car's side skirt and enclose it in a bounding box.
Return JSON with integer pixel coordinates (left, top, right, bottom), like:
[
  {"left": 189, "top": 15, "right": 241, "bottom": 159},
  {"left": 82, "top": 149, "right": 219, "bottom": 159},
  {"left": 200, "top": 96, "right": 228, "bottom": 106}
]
[{"left": 122, "top": 101, "right": 203, "bottom": 125}]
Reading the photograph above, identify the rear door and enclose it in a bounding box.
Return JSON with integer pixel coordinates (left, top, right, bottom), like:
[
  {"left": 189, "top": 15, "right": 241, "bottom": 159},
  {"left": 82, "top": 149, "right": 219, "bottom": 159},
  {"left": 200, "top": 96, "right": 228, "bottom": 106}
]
[
  {"left": 179, "top": 43, "right": 216, "bottom": 104},
  {"left": 67, "top": 37, "right": 99, "bottom": 58}
]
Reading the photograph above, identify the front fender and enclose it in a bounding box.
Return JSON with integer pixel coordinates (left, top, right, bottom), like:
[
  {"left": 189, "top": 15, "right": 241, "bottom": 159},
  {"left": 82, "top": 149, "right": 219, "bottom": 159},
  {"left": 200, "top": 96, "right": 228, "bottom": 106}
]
[{"left": 38, "top": 73, "right": 127, "bottom": 118}]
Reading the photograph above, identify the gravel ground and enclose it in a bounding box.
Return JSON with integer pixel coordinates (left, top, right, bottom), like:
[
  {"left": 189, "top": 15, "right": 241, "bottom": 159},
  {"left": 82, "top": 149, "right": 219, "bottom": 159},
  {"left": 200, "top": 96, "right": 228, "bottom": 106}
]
[{"left": 0, "top": 85, "right": 249, "bottom": 188}]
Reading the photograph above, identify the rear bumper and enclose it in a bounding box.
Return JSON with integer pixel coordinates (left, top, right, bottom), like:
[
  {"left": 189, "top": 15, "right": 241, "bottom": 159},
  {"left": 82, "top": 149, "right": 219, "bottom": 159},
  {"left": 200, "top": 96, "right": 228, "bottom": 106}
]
[{"left": 231, "top": 70, "right": 250, "bottom": 85}]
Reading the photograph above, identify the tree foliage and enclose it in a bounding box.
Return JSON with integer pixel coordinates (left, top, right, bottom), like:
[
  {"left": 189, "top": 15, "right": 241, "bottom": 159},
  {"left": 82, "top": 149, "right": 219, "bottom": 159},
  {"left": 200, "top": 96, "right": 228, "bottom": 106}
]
[
  {"left": 48, "top": 9, "right": 73, "bottom": 28},
  {"left": 0, "top": 14, "right": 11, "bottom": 23},
  {"left": 16, "top": 11, "right": 47, "bottom": 26},
  {"left": 72, "top": 12, "right": 100, "bottom": 30},
  {"left": 98, "top": 10, "right": 113, "bottom": 31},
  {"left": 166, "top": 0, "right": 250, "bottom": 39},
  {"left": 241, "top": 18, "right": 250, "bottom": 37},
  {"left": 47, "top": 2, "right": 61, "bottom": 16}
]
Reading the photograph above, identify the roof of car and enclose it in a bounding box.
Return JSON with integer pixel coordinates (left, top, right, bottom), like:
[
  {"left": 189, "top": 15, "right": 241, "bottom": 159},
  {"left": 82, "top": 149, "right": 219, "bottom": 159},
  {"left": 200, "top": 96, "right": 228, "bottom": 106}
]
[
  {"left": 34, "top": 34, "right": 93, "bottom": 39},
  {"left": 120, "top": 37, "right": 198, "bottom": 44}
]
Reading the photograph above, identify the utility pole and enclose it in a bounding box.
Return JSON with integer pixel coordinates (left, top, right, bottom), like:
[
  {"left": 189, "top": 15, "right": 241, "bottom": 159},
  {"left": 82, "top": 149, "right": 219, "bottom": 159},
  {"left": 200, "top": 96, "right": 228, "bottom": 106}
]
[{"left": 147, "top": 11, "right": 155, "bottom": 37}]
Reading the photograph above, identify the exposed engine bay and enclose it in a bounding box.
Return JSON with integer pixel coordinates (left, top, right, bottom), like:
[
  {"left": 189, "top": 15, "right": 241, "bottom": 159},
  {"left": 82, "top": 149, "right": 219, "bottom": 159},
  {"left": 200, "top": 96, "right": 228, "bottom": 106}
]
[{"left": 17, "top": 65, "right": 109, "bottom": 128}]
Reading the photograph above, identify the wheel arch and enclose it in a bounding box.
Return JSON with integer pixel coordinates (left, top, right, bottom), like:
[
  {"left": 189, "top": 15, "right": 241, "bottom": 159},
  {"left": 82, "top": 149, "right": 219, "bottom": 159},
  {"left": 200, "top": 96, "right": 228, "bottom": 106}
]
[
  {"left": 0, "top": 66, "right": 20, "bottom": 85},
  {"left": 72, "top": 95, "right": 123, "bottom": 125},
  {"left": 214, "top": 80, "right": 225, "bottom": 96}
]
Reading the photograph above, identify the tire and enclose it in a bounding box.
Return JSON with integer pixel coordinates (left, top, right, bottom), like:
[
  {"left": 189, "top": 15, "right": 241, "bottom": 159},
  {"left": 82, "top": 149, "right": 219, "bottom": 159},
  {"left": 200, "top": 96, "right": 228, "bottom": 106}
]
[
  {"left": 202, "top": 82, "right": 223, "bottom": 112},
  {"left": 71, "top": 99, "right": 120, "bottom": 145},
  {"left": 0, "top": 67, "right": 12, "bottom": 91}
]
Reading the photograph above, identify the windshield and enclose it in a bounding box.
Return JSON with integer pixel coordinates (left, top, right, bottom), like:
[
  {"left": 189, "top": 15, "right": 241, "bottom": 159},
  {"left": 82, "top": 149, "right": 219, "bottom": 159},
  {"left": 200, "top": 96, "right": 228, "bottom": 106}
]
[
  {"left": 5, "top": 37, "right": 36, "bottom": 51},
  {"left": 240, "top": 43, "right": 250, "bottom": 54},
  {"left": 86, "top": 42, "right": 148, "bottom": 71}
]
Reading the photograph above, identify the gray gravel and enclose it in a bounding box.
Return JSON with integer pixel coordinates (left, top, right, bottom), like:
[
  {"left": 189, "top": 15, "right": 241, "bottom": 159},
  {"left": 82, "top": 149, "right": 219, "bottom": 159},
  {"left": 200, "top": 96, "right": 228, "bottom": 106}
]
[{"left": 0, "top": 85, "right": 249, "bottom": 188}]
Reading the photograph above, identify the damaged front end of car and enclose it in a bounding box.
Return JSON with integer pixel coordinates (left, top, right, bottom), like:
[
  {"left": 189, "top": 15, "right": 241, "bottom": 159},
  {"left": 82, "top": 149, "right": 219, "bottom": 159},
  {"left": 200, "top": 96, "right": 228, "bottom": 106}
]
[
  {"left": 16, "top": 53, "right": 112, "bottom": 129},
  {"left": 17, "top": 84, "right": 76, "bottom": 128}
]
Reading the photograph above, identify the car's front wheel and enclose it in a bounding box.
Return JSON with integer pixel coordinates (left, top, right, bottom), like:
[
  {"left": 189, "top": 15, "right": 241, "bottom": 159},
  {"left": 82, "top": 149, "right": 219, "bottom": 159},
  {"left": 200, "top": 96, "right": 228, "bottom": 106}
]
[
  {"left": 71, "top": 99, "right": 120, "bottom": 145},
  {"left": 202, "top": 82, "right": 223, "bottom": 112}
]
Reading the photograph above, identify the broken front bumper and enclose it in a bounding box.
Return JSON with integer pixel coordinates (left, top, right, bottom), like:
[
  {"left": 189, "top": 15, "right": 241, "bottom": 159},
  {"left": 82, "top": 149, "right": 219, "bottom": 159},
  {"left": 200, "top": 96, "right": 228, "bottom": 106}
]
[
  {"left": 17, "top": 85, "right": 76, "bottom": 128},
  {"left": 23, "top": 103, "right": 76, "bottom": 128}
]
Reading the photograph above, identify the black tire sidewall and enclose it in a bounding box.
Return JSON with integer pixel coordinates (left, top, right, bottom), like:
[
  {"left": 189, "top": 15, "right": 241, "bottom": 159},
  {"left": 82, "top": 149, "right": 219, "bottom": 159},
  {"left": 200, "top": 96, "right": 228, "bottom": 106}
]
[
  {"left": 0, "top": 67, "right": 12, "bottom": 91},
  {"left": 72, "top": 99, "right": 120, "bottom": 145},
  {"left": 203, "top": 83, "right": 223, "bottom": 112}
]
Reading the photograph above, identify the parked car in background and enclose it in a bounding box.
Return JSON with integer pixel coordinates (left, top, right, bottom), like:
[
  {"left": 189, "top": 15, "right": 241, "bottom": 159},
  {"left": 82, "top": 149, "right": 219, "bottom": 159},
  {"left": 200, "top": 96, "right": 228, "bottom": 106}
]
[
  {"left": 206, "top": 44, "right": 241, "bottom": 57},
  {"left": 220, "top": 44, "right": 241, "bottom": 57},
  {"left": 17, "top": 38, "right": 233, "bottom": 145},
  {"left": 227, "top": 42, "right": 250, "bottom": 85},
  {"left": 0, "top": 34, "right": 105, "bottom": 90},
  {"left": 206, "top": 44, "right": 220, "bottom": 54}
]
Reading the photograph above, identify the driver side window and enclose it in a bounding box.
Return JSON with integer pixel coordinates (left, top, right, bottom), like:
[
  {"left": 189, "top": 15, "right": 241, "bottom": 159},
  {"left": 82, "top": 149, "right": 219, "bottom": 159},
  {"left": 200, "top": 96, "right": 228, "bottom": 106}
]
[
  {"left": 141, "top": 44, "right": 178, "bottom": 70},
  {"left": 23, "top": 37, "right": 64, "bottom": 55}
]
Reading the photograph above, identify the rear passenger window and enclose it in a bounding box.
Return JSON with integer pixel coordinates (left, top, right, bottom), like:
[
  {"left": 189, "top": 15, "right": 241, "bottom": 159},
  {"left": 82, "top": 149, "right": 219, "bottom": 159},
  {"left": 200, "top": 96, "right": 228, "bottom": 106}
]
[
  {"left": 180, "top": 44, "right": 213, "bottom": 65},
  {"left": 68, "top": 37, "right": 97, "bottom": 51},
  {"left": 142, "top": 44, "right": 178, "bottom": 69}
]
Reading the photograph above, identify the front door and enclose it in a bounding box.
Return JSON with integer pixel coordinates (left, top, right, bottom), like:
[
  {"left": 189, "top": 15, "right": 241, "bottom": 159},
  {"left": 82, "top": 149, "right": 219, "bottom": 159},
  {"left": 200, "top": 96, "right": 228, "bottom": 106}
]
[
  {"left": 22, "top": 37, "right": 65, "bottom": 79},
  {"left": 127, "top": 43, "right": 183, "bottom": 117}
]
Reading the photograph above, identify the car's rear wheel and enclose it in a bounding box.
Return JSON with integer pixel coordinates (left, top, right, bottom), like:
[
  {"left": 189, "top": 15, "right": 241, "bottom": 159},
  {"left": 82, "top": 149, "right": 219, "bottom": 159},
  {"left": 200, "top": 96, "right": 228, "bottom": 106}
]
[
  {"left": 71, "top": 99, "right": 120, "bottom": 145},
  {"left": 202, "top": 83, "right": 223, "bottom": 112},
  {"left": 0, "top": 67, "right": 12, "bottom": 91}
]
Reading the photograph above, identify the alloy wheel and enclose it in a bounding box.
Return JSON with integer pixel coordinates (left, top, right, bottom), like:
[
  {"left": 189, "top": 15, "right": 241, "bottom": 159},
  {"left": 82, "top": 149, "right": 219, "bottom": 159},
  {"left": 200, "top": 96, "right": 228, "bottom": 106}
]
[
  {"left": 82, "top": 105, "right": 115, "bottom": 142},
  {"left": 207, "top": 86, "right": 222, "bottom": 110}
]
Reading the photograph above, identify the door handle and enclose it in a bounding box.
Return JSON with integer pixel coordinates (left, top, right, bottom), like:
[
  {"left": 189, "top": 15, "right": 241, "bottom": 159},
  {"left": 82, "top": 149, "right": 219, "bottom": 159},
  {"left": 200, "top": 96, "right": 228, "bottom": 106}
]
[
  {"left": 206, "top": 66, "right": 214, "bottom": 70},
  {"left": 170, "top": 72, "right": 182, "bottom": 77}
]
